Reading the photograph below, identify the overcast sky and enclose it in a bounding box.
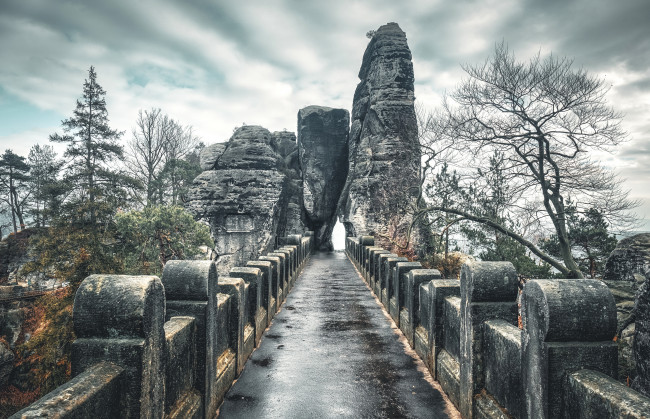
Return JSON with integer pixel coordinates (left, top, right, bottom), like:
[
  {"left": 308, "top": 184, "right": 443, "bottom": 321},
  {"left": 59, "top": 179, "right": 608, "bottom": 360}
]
[{"left": 1, "top": 0, "right": 649, "bottom": 229}]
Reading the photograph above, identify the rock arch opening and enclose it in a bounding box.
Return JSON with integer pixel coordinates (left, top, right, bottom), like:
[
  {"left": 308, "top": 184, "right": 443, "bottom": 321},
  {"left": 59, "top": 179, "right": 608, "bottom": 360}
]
[{"left": 332, "top": 219, "right": 346, "bottom": 251}]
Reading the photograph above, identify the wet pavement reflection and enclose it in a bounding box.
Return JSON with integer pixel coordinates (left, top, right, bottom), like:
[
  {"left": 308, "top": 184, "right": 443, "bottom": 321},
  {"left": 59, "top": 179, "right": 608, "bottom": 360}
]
[{"left": 218, "top": 251, "right": 458, "bottom": 418}]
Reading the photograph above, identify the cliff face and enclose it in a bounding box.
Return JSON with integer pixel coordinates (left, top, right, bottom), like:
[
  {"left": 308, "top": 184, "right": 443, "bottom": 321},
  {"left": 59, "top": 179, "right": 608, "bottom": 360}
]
[
  {"left": 338, "top": 22, "right": 422, "bottom": 252},
  {"left": 297, "top": 106, "right": 349, "bottom": 250},
  {"left": 187, "top": 126, "right": 300, "bottom": 275}
]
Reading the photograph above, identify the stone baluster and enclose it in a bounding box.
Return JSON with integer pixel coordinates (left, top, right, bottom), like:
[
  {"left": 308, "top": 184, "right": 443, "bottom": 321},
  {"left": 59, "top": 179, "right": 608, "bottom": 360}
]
[
  {"left": 72, "top": 274, "right": 165, "bottom": 418},
  {"left": 521, "top": 278, "right": 617, "bottom": 419},
  {"left": 162, "top": 260, "right": 218, "bottom": 418},
  {"left": 459, "top": 261, "right": 518, "bottom": 419}
]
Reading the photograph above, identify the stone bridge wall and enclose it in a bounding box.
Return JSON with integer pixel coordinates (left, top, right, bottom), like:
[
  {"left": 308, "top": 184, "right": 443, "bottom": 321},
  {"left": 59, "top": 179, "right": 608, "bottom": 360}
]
[
  {"left": 11, "top": 233, "right": 314, "bottom": 419},
  {"left": 348, "top": 236, "right": 650, "bottom": 419}
]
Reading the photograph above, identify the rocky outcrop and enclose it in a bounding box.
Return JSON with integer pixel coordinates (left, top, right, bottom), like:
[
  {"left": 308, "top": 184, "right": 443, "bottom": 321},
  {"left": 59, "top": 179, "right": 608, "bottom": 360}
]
[
  {"left": 0, "top": 229, "right": 41, "bottom": 285},
  {"left": 603, "top": 234, "right": 650, "bottom": 386},
  {"left": 297, "top": 106, "right": 349, "bottom": 250},
  {"left": 604, "top": 233, "right": 650, "bottom": 286},
  {"left": 634, "top": 271, "right": 650, "bottom": 396},
  {"left": 338, "top": 22, "right": 422, "bottom": 253},
  {"left": 0, "top": 340, "right": 14, "bottom": 387},
  {"left": 187, "top": 126, "right": 303, "bottom": 275},
  {"left": 272, "top": 131, "right": 305, "bottom": 236}
]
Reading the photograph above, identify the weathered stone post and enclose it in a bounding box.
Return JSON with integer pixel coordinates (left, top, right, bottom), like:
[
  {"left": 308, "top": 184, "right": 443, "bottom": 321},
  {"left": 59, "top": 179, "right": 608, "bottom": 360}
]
[
  {"left": 162, "top": 260, "right": 218, "bottom": 418},
  {"left": 521, "top": 279, "right": 618, "bottom": 419},
  {"left": 259, "top": 256, "right": 282, "bottom": 311},
  {"left": 268, "top": 251, "right": 289, "bottom": 299},
  {"left": 367, "top": 248, "right": 387, "bottom": 289},
  {"left": 218, "top": 277, "right": 248, "bottom": 376},
  {"left": 459, "top": 261, "right": 518, "bottom": 419},
  {"left": 229, "top": 267, "right": 266, "bottom": 347},
  {"left": 364, "top": 246, "right": 383, "bottom": 283},
  {"left": 402, "top": 269, "right": 440, "bottom": 346},
  {"left": 415, "top": 277, "right": 459, "bottom": 375},
  {"left": 279, "top": 245, "right": 298, "bottom": 284},
  {"left": 383, "top": 256, "right": 408, "bottom": 309},
  {"left": 247, "top": 260, "right": 275, "bottom": 322},
  {"left": 376, "top": 253, "right": 398, "bottom": 302},
  {"left": 372, "top": 250, "right": 390, "bottom": 295},
  {"left": 391, "top": 261, "right": 422, "bottom": 325},
  {"left": 359, "top": 236, "right": 375, "bottom": 277},
  {"left": 72, "top": 274, "right": 165, "bottom": 419}
]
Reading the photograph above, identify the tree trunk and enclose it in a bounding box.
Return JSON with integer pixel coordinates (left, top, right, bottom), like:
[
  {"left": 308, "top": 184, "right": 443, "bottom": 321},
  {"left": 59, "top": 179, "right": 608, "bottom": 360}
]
[
  {"left": 547, "top": 196, "right": 583, "bottom": 278},
  {"left": 9, "top": 176, "right": 17, "bottom": 234}
]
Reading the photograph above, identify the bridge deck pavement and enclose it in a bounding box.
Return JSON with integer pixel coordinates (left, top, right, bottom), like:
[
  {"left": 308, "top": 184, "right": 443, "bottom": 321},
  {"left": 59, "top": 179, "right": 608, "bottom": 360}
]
[{"left": 218, "top": 251, "right": 459, "bottom": 418}]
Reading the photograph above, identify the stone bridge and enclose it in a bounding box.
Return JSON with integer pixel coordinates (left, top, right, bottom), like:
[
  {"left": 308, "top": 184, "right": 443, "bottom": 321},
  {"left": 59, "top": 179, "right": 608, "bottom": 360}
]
[{"left": 12, "top": 235, "right": 650, "bottom": 418}]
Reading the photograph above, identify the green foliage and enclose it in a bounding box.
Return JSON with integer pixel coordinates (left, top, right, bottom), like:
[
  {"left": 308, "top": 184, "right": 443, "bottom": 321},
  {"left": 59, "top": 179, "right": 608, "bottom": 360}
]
[
  {"left": 158, "top": 155, "right": 202, "bottom": 205},
  {"left": 420, "top": 252, "right": 466, "bottom": 279},
  {"left": 115, "top": 205, "right": 213, "bottom": 275},
  {"left": 49, "top": 66, "right": 137, "bottom": 225},
  {"left": 23, "top": 224, "right": 123, "bottom": 290},
  {"left": 15, "top": 289, "right": 74, "bottom": 397},
  {"left": 480, "top": 236, "right": 552, "bottom": 279},
  {"left": 541, "top": 206, "right": 618, "bottom": 278},
  {"left": 27, "top": 144, "right": 61, "bottom": 228}
]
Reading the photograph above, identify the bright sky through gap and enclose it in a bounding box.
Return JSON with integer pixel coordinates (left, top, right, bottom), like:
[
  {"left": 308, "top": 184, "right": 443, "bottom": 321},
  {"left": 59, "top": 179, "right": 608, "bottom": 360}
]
[{"left": 1, "top": 0, "right": 649, "bottom": 230}]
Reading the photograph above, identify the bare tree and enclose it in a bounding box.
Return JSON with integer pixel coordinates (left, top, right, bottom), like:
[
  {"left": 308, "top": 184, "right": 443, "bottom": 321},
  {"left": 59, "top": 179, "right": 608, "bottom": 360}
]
[
  {"left": 159, "top": 123, "right": 200, "bottom": 205},
  {"left": 126, "top": 109, "right": 199, "bottom": 206},
  {"left": 417, "top": 43, "right": 637, "bottom": 278},
  {"left": 127, "top": 108, "right": 167, "bottom": 205}
]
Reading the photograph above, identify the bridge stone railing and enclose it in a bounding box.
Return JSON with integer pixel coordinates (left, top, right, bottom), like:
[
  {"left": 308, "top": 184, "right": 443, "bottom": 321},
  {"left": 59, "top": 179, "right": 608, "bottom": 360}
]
[
  {"left": 12, "top": 232, "right": 314, "bottom": 419},
  {"left": 347, "top": 235, "right": 650, "bottom": 419}
]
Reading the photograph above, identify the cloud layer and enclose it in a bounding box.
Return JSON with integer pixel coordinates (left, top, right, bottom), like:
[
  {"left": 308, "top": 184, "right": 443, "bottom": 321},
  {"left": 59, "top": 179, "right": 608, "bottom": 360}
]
[{"left": 1, "top": 0, "right": 649, "bottom": 227}]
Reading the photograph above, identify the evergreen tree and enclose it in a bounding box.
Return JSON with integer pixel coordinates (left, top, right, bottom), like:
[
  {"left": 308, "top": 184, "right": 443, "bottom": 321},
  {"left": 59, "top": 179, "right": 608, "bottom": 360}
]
[
  {"left": 0, "top": 149, "right": 30, "bottom": 234},
  {"left": 49, "top": 66, "right": 132, "bottom": 225},
  {"left": 27, "top": 144, "right": 61, "bottom": 227},
  {"left": 115, "top": 205, "right": 213, "bottom": 275},
  {"left": 542, "top": 206, "right": 618, "bottom": 278}
]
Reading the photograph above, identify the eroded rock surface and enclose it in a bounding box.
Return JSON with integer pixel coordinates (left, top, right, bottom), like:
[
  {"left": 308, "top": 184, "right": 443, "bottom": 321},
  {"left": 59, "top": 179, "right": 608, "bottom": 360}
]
[
  {"left": 338, "top": 22, "right": 422, "bottom": 252},
  {"left": 298, "top": 106, "right": 349, "bottom": 250},
  {"left": 634, "top": 273, "right": 650, "bottom": 397},
  {"left": 604, "top": 233, "right": 650, "bottom": 286},
  {"left": 272, "top": 131, "right": 305, "bottom": 236},
  {"left": 187, "top": 126, "right": 301, "bottom": 275},
  {"left": 0, "top": 339, "right": 14, "bottom": 387}
]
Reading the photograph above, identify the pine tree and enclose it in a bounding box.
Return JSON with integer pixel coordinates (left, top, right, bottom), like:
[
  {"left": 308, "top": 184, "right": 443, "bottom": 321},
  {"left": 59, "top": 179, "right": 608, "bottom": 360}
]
[
  {"left": 49, "top": 66, "right": 129, "bottom": 225},
  {"left": 542, "top": 206, "right": 618, "bottom": 278},
  {"left": 0, "top": 149, "right": 30, "bottom": 234},
  {"left": 27, "top": 144, "right": 61, "bottom": 227}
]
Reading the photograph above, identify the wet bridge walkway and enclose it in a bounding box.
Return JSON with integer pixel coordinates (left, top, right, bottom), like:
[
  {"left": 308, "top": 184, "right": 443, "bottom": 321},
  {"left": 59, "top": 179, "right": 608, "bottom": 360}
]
[{"left": 218, "top": 251, "right": 458, "bottom": 418}]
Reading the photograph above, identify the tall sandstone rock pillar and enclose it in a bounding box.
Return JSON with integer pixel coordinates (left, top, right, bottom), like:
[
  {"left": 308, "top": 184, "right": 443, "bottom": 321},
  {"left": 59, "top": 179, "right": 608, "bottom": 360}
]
[
  {"left": 338, "top": 22, "right": 422, "bottom": 253},
  {"left": 297, "top": 106, "right": 349, "bottom": 250}
]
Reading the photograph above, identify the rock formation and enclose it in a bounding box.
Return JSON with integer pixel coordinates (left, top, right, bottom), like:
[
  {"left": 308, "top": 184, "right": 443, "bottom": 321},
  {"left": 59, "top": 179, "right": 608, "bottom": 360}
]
[
  {"left": 297, "top": 106, "right": 349, "bottom": 250},
  {"left": 604, "top": 233, "right": 650, "bottom": 286},
  {"left": 338, "top": 22, "right": 422, "bottom": 253},
  {"left": 634, "top": 271, "right": 650, "bottom": 397},
  {"left": 0, "top": 340, "right": 13, "bottom": 387},
  {"left": 272, "top": 131, "right": 305, "bottom": 236},
  {"left": 186, "top": 126, "right": 303, "bottom": 275},
  {"left": 188, "top": 22, "right": 429, "bottom": 262}
]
